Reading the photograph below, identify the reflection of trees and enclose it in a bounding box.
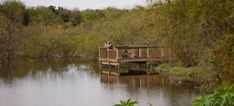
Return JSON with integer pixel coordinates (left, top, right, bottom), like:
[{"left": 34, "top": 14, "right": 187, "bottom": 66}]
[
  {"left": 0, "top": 59, "right": 98, "bottom": 84},
  {"left": 163, "top": 80, "right": 202, "bottom": 106}
]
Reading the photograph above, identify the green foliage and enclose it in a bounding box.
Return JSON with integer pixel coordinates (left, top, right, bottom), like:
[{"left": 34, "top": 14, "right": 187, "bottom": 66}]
[
  {"left": 155, "top": 63, "right": 171, "bottom": 73},
  {"left": 27, "top": 7, "right": 63, "bottom": 25},
  {"left": 48, "top": 5, "right": 82, "bottom": 26},
  {"left": 69, "top": 10, "right": 82, "bottom": 26},
  {"left": 76, "top": 32, "right": 104, "bottom": 57},
  {"left": 114, "top": 99, "right": 138, "bottom": 106},
  {"left": 148, "top": 0, "right": 234, "bottom": 67},
  {"left": 0, "top": 1, "right": 25, "bottom": 59},
  {"left": 19, "top": 25, "right": 79, "bottom": 57},
  {"left": 22, "top": 10, "right": 30, "bottom": 25},
  {"left": 213, "top": 35, "right": 234, "bottom": 81},
  {"left": 155, "top": 63, "right": 218, "bottom": 81},
  {"left": 48, "top": 5, "right": 57, "bottom": 14},
  {"left": 0, "top": 0, "right": 159, "bottom": 59},
  {"left": 192, "top": 82, "right": 234, "bottom": 106},
  {"left": 57, "top": 7, "right": 70, "bottom": 22},
  {"left": 81, "top": 9, "right": 105, "bottom": 22},
  {"left": 147, "top": 0, "right": 234, "bottom": 82},
  {"left": 0, "top": 1, "right": 25, "bottom": 24}
]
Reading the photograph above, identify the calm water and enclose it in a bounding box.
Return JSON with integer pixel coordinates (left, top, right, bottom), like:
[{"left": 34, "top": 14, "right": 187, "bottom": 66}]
[{"left": 0, "top": 59, "right": 201, "bottom": 106}]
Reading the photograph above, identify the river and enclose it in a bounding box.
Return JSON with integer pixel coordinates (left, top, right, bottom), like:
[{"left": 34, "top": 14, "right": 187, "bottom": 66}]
[{"left": 0, "top": 59, "right": 201, "bottom": 106}]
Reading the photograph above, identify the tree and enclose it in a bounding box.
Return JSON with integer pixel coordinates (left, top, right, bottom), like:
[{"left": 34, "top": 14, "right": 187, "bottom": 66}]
[
  {"left": 0, "top": 14, "right": 22, "bottom": 60},
  {"left": 70, "top": 9, "right": 82, "bottom": 26},
  {"left": 0, "top": 1, "right": 25, "bottom": 60},
  {"left": 0, "top": 1, "right": 25, "bottom": 24},
  {"left": 27, "top": 6, "right": 63, "bottom": 25},
  {"left": 57, "top": 7, "right": 71, "bottom": 22},
  {"left": 48, "top": 5, "right": 57, "bottom": 14},
  {"left": 22, "top": 10, "right": 30, "bottom": 25}
]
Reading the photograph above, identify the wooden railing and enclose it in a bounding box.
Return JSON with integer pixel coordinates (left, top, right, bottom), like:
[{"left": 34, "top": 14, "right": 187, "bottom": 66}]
[
  {"left": 99, "top": 47, "right": 117, "bottom": 62},
  {"left": 99, "top": 46, "right": 173, "bottom": 62},
  {"left": 99, "top": 47, "right": 107, "bottom": 59},
  {"left": 108, "top": 50, "right": 116, "bottom": 60}
]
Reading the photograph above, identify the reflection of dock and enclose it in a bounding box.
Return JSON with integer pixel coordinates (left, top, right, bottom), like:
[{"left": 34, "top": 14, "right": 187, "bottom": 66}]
[
  {"left": 100, "top": 74, "right": 165, "bottom": 87},
  {"left": 100, "top": 70, "right": 158, "bottom": 76},
  {"left": 99, "top": 45, "right": 174, "bottom": 76},
  {"left": 100, "top": 74, "right": 119, "bottom": 84}
]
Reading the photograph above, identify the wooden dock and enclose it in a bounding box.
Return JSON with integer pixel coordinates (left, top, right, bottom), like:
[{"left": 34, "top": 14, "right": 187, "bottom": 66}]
[{"left": 99, "top": 44, "right": 173, "bottom": 76}]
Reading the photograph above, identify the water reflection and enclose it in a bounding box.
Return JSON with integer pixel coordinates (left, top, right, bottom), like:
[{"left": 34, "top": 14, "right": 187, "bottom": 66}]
[
  {"left": 101, "top": 75, "right": 164, "bottom": 88},
  {"left": 0, "top": 59, "right": 201, "bottom": 106},
  {"left": 100, "top": 75, "right": 200, "bottom": 106},
  {"left": 0, "top": 59, "right": 98, "bottom": 84}
]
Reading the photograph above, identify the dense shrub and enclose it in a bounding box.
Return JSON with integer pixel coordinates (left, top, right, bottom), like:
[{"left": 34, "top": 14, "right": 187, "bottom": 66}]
[
  {"left": 114, "top": 99, "right": 138, "bottom": 106},
  {"left": 192, "top": 82, "right": 234, "bottom": 106}
]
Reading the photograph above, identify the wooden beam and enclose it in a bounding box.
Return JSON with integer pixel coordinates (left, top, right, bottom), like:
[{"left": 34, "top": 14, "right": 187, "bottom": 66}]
[{"left": 139, "top": 48, "right": 142, "bottom": 57}]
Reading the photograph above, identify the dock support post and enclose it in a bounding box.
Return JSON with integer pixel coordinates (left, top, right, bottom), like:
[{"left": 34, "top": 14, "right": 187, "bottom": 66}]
[
  {"left": 117, "top": 63, "right": 120, "bottom": 72},
  {"left": 128, "top": 63, "right": 131, "bottom": 71},
  {"left": 146, "top": 62, "right": 152, "bottom": 75},
  {"left": 108, "top": 62, "right": 111, "bottom": 71}
]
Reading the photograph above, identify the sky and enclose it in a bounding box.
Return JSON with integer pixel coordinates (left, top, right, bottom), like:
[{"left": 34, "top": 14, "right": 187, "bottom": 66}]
[{"left": 16, "top": 0, "right": 147, "bottom": 10}]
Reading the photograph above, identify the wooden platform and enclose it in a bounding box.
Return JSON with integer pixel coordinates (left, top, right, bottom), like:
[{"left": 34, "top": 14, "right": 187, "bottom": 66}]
[{"left": 98, "top": 44, "right": 174, "bottom": 75}]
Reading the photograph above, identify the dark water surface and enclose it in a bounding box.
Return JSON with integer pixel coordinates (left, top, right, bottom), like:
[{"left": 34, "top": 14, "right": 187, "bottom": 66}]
[{"left": 0, "top": 59, "right": 201, "bottom": 106}]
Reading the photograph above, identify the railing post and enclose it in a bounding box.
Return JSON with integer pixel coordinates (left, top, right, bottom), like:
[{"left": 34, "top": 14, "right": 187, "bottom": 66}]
[
  {"left": 107, "top": 49, "right": 109, "bottom": 61},
  {"left": 139, "top": 49, "right": 141, "bottom": 57},
  {"left": 146, "top": 48, "right": 150, "bottom": 58},
  {"left": 138, "top": 48, "right": 141, "bottom": 58},
  {"left": 116, "top": 49, "right": 119, "bottom": 59}
]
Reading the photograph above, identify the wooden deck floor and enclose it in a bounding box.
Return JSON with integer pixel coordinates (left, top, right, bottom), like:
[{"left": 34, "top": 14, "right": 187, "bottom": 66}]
[{"left": 99, "top": 57, "right": 164, "bottom": 65}]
